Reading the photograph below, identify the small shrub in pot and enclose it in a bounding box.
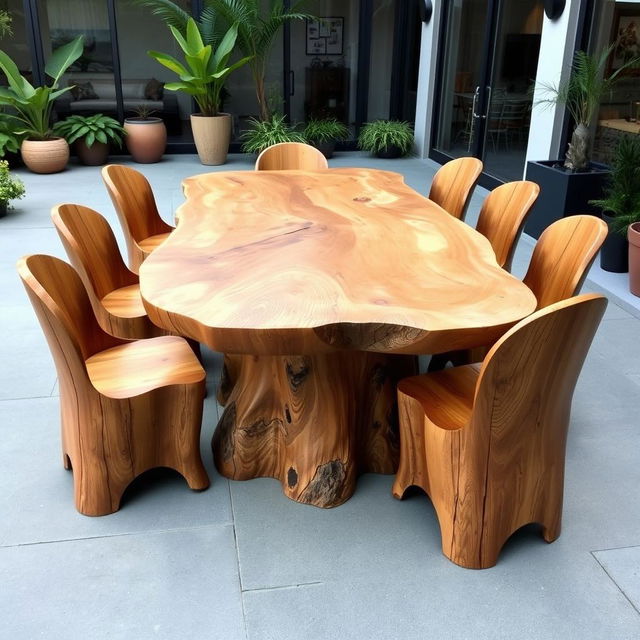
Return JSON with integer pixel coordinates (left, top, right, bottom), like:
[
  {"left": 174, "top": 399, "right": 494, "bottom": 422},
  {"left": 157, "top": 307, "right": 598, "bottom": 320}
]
[
  {"left": 303, "top": 118, "right": 349, "bottom": 158},
  {"left": 357, "top": 120, "right": 414, "bottom": 158}
]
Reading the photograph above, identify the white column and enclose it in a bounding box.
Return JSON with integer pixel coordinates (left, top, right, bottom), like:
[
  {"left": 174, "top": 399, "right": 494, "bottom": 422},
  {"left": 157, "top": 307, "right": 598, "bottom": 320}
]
[
  {"left": 525, "top": 0, "right": 583, "bottom": 167},
  {"left": 414, "top": 1, "right": 443, "bottom": 158}
]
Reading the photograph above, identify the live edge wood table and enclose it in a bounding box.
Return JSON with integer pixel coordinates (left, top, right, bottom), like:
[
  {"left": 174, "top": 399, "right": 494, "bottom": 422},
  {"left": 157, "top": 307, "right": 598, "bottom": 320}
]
[{"left": 140, "top": 168, "right": 536, "bottom": 508}]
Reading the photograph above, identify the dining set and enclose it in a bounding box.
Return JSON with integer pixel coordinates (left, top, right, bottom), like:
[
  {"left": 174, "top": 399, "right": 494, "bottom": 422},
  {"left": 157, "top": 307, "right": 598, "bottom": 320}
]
[{"left": 19, "top": 142, "right": 609, "bottom": 569}]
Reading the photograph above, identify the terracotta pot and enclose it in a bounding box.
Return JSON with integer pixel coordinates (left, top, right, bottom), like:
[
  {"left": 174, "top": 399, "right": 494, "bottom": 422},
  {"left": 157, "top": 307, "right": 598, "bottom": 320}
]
[
  {"left": 628, "top": 222, "right": 640, "bottom": 297},
  {"left": 190, "top": 113, "right": 231, "bottom": 165},
  {"left": 76, "top": 140, "right": 110, "bottom": 166},
  {"left": 124, "top": 117, "right": 166, "bottom": 163},
  {"left": 21, "top": 138, "right": 69, "bottom": 174}
]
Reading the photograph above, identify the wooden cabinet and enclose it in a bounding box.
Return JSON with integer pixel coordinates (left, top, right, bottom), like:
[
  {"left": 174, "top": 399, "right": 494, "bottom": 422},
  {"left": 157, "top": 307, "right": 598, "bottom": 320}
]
[{"left": 305, "top": 67, "right": 350, "bottom": 122}]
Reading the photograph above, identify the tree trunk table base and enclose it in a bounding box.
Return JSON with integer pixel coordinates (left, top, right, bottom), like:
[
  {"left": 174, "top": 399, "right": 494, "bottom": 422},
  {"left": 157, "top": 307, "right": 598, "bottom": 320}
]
[{"left": 212, "top": 351, "right": 416, "bottom": 508}]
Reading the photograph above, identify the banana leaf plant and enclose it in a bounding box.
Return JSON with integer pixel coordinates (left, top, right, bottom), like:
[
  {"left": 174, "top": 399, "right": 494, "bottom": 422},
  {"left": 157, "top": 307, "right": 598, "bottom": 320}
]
[
  {"left": 0, "top": 36, "right": 84, "bottom": 140},
  {"left": 148, "top": 18, "right": 251, "bottom": 116}
]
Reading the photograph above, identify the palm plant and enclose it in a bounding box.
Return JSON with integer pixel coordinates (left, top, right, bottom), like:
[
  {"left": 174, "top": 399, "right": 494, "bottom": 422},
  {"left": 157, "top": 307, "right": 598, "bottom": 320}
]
[
  {"left": 135, "top": 0, "right": 310, "bottom": 121},
  {"left": 540, "top": 45, "right": 640, "bottom": 171}
]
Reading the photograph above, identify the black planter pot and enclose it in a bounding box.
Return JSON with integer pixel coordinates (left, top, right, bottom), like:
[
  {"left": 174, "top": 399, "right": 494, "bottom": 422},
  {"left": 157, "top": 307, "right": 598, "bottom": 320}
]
[
  {"left": 600, "top": 213, "right": 629, "bottom": 273},
  {"left": 0, "top": 201, "right": 7, "bottom": 218},
  {"left": 524, "top": 160, "right": 610, "bottom": 239},
  {"left": 310, "top": 140, "right": 336, "bottom": 159},
  {"left": 376, "top": 144, "right": 403, "bottom": 159}
]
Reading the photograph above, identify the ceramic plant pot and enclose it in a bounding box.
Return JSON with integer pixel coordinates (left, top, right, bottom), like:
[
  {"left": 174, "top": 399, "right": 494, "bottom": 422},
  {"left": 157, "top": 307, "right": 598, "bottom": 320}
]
[
  {"left": 190, "top": 113, "right": 231, "bottom": 166},
  {"left": 124, "top": 117, "right": 166, "bottom": 163},
  {"left": 21, "top": 137, "right": 69, "bottom": 174},
  {"left": 375, "top": 144, "right": 403, "bottom": 159},
  {"left": 628, "top": 222, "right": 640, "bottom": 297},
  {"left": 76, "top": 140, "right": 110, "bottom": 166},
  {"left": 310, "top": 139, "right": 336, "bottom": 159},
  {"left": 600, "top": 213, "right": 629, "bottom": 273}
]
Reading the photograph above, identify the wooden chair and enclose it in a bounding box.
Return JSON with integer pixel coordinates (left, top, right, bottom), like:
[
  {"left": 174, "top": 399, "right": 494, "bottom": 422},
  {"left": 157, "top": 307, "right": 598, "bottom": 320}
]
[
  {"left": 101, "top": 164, "right": 174, "bottom": 273},
  {"left": 523, "top": 215, "right": 608, "bottom": 309},
  {"left": 52, "top": 203, "right": 168, "bottom": 340},
  {"left": 428, "top": 213, "right": 607, "bottom": 373},
  {"left": 394, "top": 293, "right": 607, "bottom": 569},
  {"left": 255, "top": 142, "right": 329, "bottom": 171},
  {"left": 475, "top": 180, "right": 540, "bottom": 271},
  {"left": 428, "top": 157, "right": 483, "bottom": 221},
  {"left": 17, "top": 254, "right": 209, "bottom": 516}
]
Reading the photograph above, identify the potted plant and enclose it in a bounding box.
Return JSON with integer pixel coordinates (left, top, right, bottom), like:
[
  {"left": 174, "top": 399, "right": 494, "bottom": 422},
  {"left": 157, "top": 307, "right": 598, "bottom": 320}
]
[
  {"left": 357, "top": 120, "right": 414, "bottom": 158},
  {"left": 0, "top": 115, "right": 23, "bottom": 167},
  {"left": 525, "top": 46, "right": 640, "bottom": 238},
  {"left": 148, "top": 18, "right": 252, "bottom": 165},
  {"left": 590, "top": 136, "right": 640, "bottom": 273},
  {"left": 0, "top": 159, "right": 25, "bottom": 217},
  {"left": 0, "top": 37, "right": 83, "bottom": 174},
  {"left": 303, "top": 118, "right": 349, "bottom": 159},
  {"left": 124, "top": 105, "right": 166, "bottom": 164},
  {"left": 54, "top": 113, "right": 125, "bottom": 166},
  {"left": 137, "top": 0, "right": 309, "bottom": 122},
  {"left": 240, "top": 114, "right": 305, "bottom": 155}
]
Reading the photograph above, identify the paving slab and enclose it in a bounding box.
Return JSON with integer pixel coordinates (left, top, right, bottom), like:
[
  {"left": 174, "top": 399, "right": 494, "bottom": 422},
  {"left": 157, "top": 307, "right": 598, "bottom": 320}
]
[{"left": 593, "top": 546, "right": 640, "bottom": 613}]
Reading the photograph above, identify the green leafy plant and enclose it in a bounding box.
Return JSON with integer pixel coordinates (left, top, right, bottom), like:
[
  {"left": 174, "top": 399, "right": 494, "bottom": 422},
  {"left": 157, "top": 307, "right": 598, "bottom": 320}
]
[
  {"left": 303, "top": 118, "right": 349, "bottom": 144},
  {"left": 538, "top": 45, "right": 640, "bottom": 170},
  {"left": 240, "top": 114, "right": 305, "bottom": 154},
  {"left": 0, "top": 159, "right": 25, "bottom": 204},
  {"left": 136, "top": 0, "right": 310, "bottom": 120},
  {"left": 0, "top": 115, "right": 22, "bottom": 156},
  {"left": 357, "top": 120, "right": 414, "bottom": 156},
  {"left": 148, "top": 17, "right": 251, "bottom": 116},
  {"left": 0, "top": 9, "right": 13, "bottom": 39},
  {"left": 591, "top": 136, "right": 640, "bottom": 234},
  {"left": 0, "top": 37, "right": 84, "bottom": 140},
  {"left": 131, "top": 104, "right": 158, "bottom": 120},
  {"left": 53, "top": 113, "right": 125, "bottom": 148}
]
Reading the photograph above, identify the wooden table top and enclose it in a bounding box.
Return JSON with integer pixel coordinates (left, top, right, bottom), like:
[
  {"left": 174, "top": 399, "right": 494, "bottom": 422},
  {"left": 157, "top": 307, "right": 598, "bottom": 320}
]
[
  {"left": 598, "top": 118, "right": 640, "bottom": 134},
  {"left": 140, "top": 168, "right": 537, "bottom": 355}
]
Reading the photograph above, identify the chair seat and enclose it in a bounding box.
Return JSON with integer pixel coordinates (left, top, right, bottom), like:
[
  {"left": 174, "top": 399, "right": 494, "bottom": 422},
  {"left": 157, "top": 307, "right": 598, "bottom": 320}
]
[
  {"left": 139, "top": 232, "right": 171, "bottom": 254},
  {"left": 101, "top": 284, "right": 146, "bottom": 319},
  {"left": 86, "top": 336, "right": 205, "bottom": 399},
  {"left": 398, "top": 363, "right": 480, "bottom": 431}
]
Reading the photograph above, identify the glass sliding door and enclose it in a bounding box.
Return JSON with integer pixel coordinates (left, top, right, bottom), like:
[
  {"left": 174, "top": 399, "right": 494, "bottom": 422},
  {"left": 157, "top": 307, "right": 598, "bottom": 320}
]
[{"left": 432, "top": 0, "right": 543, "bottom": 183}]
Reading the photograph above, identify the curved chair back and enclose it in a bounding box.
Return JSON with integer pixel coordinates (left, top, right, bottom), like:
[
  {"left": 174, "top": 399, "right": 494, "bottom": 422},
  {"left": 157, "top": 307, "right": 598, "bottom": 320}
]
[
  {"left": 255, "top": 142, "right": 329, "bottom": 171},
  {"left": 475, "top": 181, "right": 540, "bottom": 271},
  {"left": 428, "top": 157, "right": 483, "bottom": 221},
  {"left": 52, "top": 204, "right": 136, "bottom": 301},
  {"left": 17, "top": 255, "right": 120, "bottom": 366},
  {"left": 101, "top": 164, "right": 173, "bottom": 270},
  {"left": 523, "top": 215, "right": 608, "bottom": 309}
]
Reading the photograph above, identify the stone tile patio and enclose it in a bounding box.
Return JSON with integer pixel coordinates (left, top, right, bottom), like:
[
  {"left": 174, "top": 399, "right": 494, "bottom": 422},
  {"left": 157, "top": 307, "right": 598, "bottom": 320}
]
[{"left": 1, "top": 153, "right": 639, "bottom": 639}]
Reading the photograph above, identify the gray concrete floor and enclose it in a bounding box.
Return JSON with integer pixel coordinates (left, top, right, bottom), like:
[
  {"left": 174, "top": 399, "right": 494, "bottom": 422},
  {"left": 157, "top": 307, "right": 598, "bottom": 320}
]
[{"left": 1, "top": 153, "right": 639, "bottom": 639}]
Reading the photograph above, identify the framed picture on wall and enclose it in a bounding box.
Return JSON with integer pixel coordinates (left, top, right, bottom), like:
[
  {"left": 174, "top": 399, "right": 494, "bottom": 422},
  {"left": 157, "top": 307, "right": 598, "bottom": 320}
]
[
  {"left": 609, "top": 7, "right": 640, "bottom": 73},
  {"left": 306, "top": 17, "right": 343, "bottom": 56}
]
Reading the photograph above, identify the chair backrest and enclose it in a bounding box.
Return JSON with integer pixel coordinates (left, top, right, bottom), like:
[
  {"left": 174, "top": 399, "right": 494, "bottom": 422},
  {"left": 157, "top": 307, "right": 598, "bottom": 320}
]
[
  {"left": 523, "top": 215, "right": 608, "bottom": 309},
  {"left": 101, "top": 164, "right": 173, "bottom": 252},
  {"left": 255, "top": 142, "right": 329, "bottom": 171},
  {"left": 471, "top": 293, "right": 607, "bottom": 486},
  {"left": 475, "top": 181, "right": 540, "bottom": 271},
  {"left": 428, "top": 157, "right": 483, "bottom": 221},
  {"left": 52, "top": 204, "right": 137, "bottom": 301},
  {"left": 17, "top": 255, "right": 121, "bottom": 368}
]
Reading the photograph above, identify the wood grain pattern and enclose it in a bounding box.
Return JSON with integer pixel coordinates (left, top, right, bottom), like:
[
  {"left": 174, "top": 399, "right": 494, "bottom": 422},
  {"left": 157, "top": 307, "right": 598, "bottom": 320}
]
[
  {"left": 428, "top": 157, "right": 483, "bottom": 221},
  {"left": 101, "top": 164, "right": 174, "bottom": 273},
  {"left": 139, "top": 168, "right": 536, "bottom": 508},
  {"left": 475, "top": 180, "right": 540, "bottom": 271},
  {"left": 394, "top": 293, "right": 607, "bottom": 569},
  {"left": 18, "top": 254, "right": 209, "bottom": 516},
  {"left": 52, "top": 204, "right": 168, "bottom": 340},
  {"left": 255, "top": 142, "right": 329, "bottom": 171},
  {"left": 214, "top": 351, "right": 416, "bottom": 507},
  {"left": 523, "top": 215, "right": 608, "bottom": 310}
]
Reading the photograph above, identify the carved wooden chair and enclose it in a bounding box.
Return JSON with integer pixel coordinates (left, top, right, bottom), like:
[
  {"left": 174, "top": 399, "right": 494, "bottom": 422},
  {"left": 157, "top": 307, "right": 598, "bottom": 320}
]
[
  {"left": 523, "top": 214, "right": 608, "bottom": 309},
  {"left": 18, "top": 254, "right": 209, "bottom": 516},
  {"left": 255, "top": 142, "right": 329, "bottom": 171},
  {"left": 52, "top": 204, "right": 168, "bottom": 340},
  {"left": 101, "top": 164, "right": 174, "bottom": 273},
  {"left": 475, "top": 180, "right": 540, "bottom": 271},
  {"left": 394, "top": 293, "right": 607, "bottom": 569},
  {"left": 428, "top": 157, "right": 483, "bottom": 221}
]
